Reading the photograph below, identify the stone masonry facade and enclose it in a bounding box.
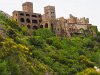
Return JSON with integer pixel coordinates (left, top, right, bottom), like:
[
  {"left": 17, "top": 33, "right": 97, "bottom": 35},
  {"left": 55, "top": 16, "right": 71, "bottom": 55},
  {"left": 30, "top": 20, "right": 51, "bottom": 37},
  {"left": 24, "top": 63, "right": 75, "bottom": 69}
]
[{"left": 12, "top": 2, "right": 94, "bottom": 37}]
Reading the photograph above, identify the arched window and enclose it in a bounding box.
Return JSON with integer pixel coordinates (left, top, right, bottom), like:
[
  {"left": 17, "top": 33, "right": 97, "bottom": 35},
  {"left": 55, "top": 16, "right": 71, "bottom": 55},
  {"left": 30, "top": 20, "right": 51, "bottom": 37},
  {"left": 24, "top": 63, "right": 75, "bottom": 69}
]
[
  {"left": 27, "top": 25, "right": 31, "bottom": 29},
  {"left": 20, "top": 13, "right": 24, "bottom": 16},
  {"left": 40, "top": 25, "right": 43, "bottom": 28},
  {"left": 26, "top": 18, "right": 30, "bottom": 23},
  {"left": 32, "top": 20, "right": 38, "bottom": 23},
  {"left": 26, "top": 14, "right": 30, "bottom": 16},
  {"left": 45, "top": 23, "right": 48, "bottom": 28},
  {"left": 20, "top": 18, "right": 24, "bottom": 22},
  {"left": 33, "top": 26, "right": 38, "bottom": 30},
  {"left": 32, "top": 15, "right": 37, "bottom": 17}
]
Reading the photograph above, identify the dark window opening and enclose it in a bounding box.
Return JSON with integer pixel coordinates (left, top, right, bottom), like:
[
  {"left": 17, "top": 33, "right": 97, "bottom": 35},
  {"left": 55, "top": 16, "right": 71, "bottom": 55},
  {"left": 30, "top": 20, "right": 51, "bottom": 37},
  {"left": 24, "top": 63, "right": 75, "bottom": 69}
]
[
  {"left": 51, "top": 23, "right": 54, "bottom": 32},
  {"left": 58, "top": 28, "right": 59, "bottom": 31},
  {"left": 20, "top": 13, "right": 24, "bottom": 16},
  {"left": 27, "top": 25, "right": 31, "bottom": 29},
  {"left": 39, "top": 20, "right": 42, "bottom": 23},
  {"left": 45, "top": 23, "right": 48, "bottom": 28},
  {"left": 16, "top": 14, "right": 17, "bottom": 16},
  {"left": 32, "top": 15, "right": 37, "bottom": 17},
  {"left": 40, "top": 25, "right": 43, "bottom": 28},
  {"left": 33, "top": 26, "right": 38, "bottom": 30},
  {"left": 39, "top": 15, "right": 41, "bottom": 17},
  {"left": 26, "top": 18, "right": 30, "bottom": 23},
  {"left": 26, "top": 14, "right": 30, "bottom": 16},
  {"left": 20, "top": 18, "right": 24, "bottom": 22},
  {"left": 32, "top": 20, "right": 38, "bottom": 23}
]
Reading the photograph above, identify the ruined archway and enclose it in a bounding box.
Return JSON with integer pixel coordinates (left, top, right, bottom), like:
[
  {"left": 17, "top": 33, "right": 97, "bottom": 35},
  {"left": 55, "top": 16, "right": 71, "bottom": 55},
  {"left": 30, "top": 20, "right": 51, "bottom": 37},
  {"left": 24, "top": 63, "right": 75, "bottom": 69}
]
[
  {"left": 45, "top": 23, "right": 48, "bottom": 28},
  {"left": 40, "top": 25, "right": 43, "bottom": 28}
]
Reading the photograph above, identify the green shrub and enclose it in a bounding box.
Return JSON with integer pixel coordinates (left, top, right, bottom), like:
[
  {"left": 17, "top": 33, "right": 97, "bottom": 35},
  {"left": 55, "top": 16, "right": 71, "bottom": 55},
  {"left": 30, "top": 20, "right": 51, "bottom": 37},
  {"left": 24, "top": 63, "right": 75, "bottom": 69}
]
[{"left": 33, "top": 28, "right": 54, "bottom": 39}]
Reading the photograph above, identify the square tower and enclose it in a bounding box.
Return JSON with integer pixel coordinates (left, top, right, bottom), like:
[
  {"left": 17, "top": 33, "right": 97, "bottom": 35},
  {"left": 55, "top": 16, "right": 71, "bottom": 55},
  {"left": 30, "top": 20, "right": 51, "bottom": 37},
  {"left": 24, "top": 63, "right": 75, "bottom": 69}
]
[
  {"left": 44, "top": 6, "right": 56, "bottom": 20},
  {"left": 22, "top": 2, "right": 33, "bottom": 13},
  {"left": 42, "top": 6, "right": 56, "bottom": 32}
]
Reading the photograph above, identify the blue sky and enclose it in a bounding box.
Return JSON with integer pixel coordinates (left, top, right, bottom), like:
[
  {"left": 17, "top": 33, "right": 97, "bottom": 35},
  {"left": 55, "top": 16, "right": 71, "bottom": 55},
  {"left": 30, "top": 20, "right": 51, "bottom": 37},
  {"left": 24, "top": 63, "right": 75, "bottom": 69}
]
[{"left": 0, "top": 0, "right": 100, "bottom": 31}]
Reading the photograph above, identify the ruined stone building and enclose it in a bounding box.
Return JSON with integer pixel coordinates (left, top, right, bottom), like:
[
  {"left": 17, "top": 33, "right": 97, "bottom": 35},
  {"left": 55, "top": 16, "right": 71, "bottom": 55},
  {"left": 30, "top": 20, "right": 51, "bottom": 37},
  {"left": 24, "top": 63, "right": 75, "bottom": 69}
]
[
  {"left": 12, "top": 2, "right": 95, "bottom": 37},
  {"left": 12, "top": 2, "right": 56, "bottom": 31},
  {"left": 56, "top": 14, "right": 92, "bottom": 37},
  {"left": 13, "top": 2, "right": 42, "bottom": 29}
]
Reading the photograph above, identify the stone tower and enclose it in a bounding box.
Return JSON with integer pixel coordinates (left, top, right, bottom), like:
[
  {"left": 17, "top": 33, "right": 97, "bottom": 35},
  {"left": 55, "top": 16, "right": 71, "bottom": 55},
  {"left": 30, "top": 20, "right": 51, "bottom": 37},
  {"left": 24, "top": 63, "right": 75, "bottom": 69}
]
[
  {"left": 44, "top": 6, "right": 56, "bottom": 20},
  {"left": 43, "top": 6, "right": 56, "bottom": 32},
  {"left": 22, "top": 2, "right": 33, "bottom": 13}
]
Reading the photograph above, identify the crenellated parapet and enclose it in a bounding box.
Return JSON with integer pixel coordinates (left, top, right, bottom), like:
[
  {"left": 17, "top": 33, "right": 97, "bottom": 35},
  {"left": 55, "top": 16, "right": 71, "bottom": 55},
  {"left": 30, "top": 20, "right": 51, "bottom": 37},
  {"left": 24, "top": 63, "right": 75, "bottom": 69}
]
[
  {"left": 67, "top": 14, "right": 77, "bottom": 24},
  {"left": 77, "top": 17, "right": 89, "bottom": 24}
]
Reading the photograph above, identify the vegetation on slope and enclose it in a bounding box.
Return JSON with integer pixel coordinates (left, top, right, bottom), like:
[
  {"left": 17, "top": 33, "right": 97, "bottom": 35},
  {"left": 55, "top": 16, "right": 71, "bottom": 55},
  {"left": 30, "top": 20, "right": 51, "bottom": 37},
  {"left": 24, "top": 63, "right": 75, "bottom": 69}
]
[{"left": 0, "top": 12, "right": 100, "bottom": 75}]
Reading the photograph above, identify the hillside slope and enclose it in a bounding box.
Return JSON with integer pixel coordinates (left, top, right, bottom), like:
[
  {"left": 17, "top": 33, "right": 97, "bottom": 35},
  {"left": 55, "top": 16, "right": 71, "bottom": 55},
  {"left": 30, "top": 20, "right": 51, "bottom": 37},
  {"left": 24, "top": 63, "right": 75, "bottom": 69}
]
[{"left": 0, "top": 12, "right": 100, "bottom": 75}]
